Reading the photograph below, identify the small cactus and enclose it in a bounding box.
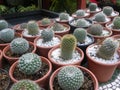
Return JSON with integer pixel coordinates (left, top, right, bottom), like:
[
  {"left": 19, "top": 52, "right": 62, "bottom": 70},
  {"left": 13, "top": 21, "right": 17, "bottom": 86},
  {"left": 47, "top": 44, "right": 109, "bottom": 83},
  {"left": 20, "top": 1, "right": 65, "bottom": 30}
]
[
  {"left": 0, "top": 28, "right": 15, "bottom": 43},
  {"left": 10, "top": 38, "right": 29, "bottom": 55},
  {"left": 20, "top": 23, "right": 27, "bottom": 29},
  {"left": 89, "top": 3, "right": 97, "bottom": 11},
  {"left": 76, "top": 19, "right": 88, "bottom": 27},
  {"left": 10, "top": 79, "right": 41, "bottom": 90},
  {"left": 41, "top": 18, "right": 51, "bottom": 25},
  {"left": 27, "top": 21, "right": 39, "bottom": 35},
  {"left": 113, "top": 17, "right": 120, "bottom": 29},
  {"left": 103, "top": 6, "right": 113, "bottom": 16},
  {"left": 61, "top": 34, "right": 77, "bottom": 60},
  {"left": 0, "top": 20, "right": 8, "bottom": 30},
  {"left": 52, "top": 23, "right": 65, "bottom": 31},
  {"left": 41, "top": 29, "right": 54, "bottom": 42},
  {"left": 76, "top": 9, "right": 85, "bottom": 16},
  {"left": 59, "top": 12, "right": 69, "bottom": 20},
  {"left": 94, "top": 12, "right": 106, "bottom": 22},
  {"left": 18, "top": 53, "right": 42, "bottom": 75},
  {"left": 58, "top": 66, "right": 84, "bottom": 90},
  {"left": 88, "top": 24, "right": 103, "bottom": 35},
  {"left": 73, "top": 28, "right": 87, "bottom": 43},
  {"left": 97, "top": 38, "right": 119, "bottom": 60}
]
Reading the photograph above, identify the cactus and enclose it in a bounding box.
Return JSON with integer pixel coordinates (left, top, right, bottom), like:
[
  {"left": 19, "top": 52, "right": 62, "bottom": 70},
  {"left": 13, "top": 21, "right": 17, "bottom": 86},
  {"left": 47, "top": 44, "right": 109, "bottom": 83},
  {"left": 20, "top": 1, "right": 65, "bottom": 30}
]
[
  {"left": 97, "top": 38, "right": 119, "bottom": 60},
  {"left": 27, "top": 21, "right": 39, "bottom": 35},
  {"left": 59, "top": 12, "right": 69, "bottom": 20},
  {"left": 41, "top": 29, "right": 54, "bottom": 42},
  {"left": 20, "top": 23, "right": 27, "bottom": 29},
  {"left": 0, "top": 20, "right": 8, "bottom": 30},
  {"left": 89, "top": 3, "right": 97, "bottom": 11},
  {"left": 10, "top": 79, "right": 41, "bottom": 90},
  {"left": 52, "top": 23, "right": 65, "bottom": 31},
  {"left": 58, "top": 66, "right": 84, "bottom": 90},
  {"left": 76, "top": 19, "right": 88, "bottom": 27},
  {"left": 10, "top": 38, "right": 29, "bottom": 55},
  {"left": 103, "top": 6, "right": 113, "bottom": 16},
  {"left": 73, "top": 28, "right": 87, "bottom": 43},
  {"left": 94, "top": 12, "right": 106, "bottom": 22},
  {"left": 0, "top": 28, "right": 15, "bottom": 43},
  {"left": 41, "top": 18, "right": 51, "bottom": 25},
  {"left": 18, "top": 53, "right": 42, "bottom": 75},
  {"left": 88, "top": 24, "right": 103, "bottom": 35},
  {"left": 61, "top": 34, "right": 77, "bottom": 60},
  {"left": 113, "top": 17, "right": 120, "bottom": 29},
  {"left": 76, "top": 9, "right": 85, "bottom": 16}
]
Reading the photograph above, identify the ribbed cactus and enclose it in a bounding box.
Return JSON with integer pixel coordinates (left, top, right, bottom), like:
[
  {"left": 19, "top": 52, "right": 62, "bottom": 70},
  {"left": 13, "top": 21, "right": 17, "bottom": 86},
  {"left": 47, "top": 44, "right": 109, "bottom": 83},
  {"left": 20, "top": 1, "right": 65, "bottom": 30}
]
[
  {"left": 113, "top": 17, "right": 120, "bottom": 29},
  {"left": 73, "top": 28, "right": 87, "bottom": 43},
  {"left": 18, "top": 53, "right": 42, "bottom": 75},
  {"left": 10, "top": 80, "right": 41, "bottom": 90},
  {"left": 89, "top": 3, "right": 97, "bottom": 11},
  {"left": 0, "top": 20, "right": 8, "bottom": 30},
  {"left": 10, "top": 38, "right": 29, "bottom": 55},
  {"left": 76, "top": 19, "right": 88, "bottom": 27},
  {"left": 41, "top": 29, "right": 54, "bottom": 42},
  {"left": 27, "top": 21, "right": 39, "bottom": 35},
  {"left": 0, "top": 28, "right": 15, "bottom": 43},
  {"left": 59, "top": 12, "right": 69, "bottom": 20},
  {"left": 94, "top": 12, "right": 106, "bottom": 22},
  {"left": 97, "top": 38, "right": 119, "bottom": 60},
  {"left": 88, "top": 24, "right": 103, "bottom": 35},
  {"left": 76, "top": 9, "right": 85, "bottom": 16},
  {"left": 41, "top": 18, "right": 51, "bottom": 25},
  {"left": 20, "top": 23, "right": 27, "bottom": 29},
  {"left": 52, "top": 23, "right": 64, "bottom": 31},
  {"left": 103, "top": 6, "right": 113, "bottom": 16},
  {"left": 58, "top": 66, "right": 84, "bottom": 90},
  {"left": 61, "top": 34, "right": 77, "bottom": 60}
]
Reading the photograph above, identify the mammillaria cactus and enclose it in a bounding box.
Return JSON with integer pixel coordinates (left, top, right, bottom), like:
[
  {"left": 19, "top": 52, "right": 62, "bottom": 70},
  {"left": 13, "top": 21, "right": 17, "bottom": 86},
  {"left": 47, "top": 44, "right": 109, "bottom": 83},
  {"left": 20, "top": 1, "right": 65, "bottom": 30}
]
[
  {"left": 41, "top": 29, "right": 54, "bottom": 42},
  {"left": 94, "top": 12, "right": 106, "bottom": 22},
  {"left": 61, "top": 34, "right": 77, "bottom": 60},
  {"left": 20, "top": 23, "right": 27, "bottom": 29},
  {"left": 88, "top": 24, "right": 103, "bottom": 35},
  {"left": 52, "top": 23, "right": 65, "bottom": 31},
  {"left": 27, "top": 21, "right": 39, "bottom": 35},
  {"left": 59, "top": 12, "right": 69, "bottom": 20},
  {"left": 73, "top": 28, "right": 87, "bottom": 43},
  {"left": 0, "top": 20, "right": 8, "bottom": 30},
  {"left": 97, "top": 38, "right": 119, "bottom": 60},
  {"left": 18, "top": 53, "right": 42, "bottom": 75},
  {"left": 76, "top": 9, "right": 85, "bottom": 16},
  {"left": 103, "top": 6, "right": 113, "bottom": 16},
  {"left": 58, "top": 66, "right": 84, "bottom": 90},
  {"left": 41, "top": 18, "right": 51, "bottom": 25},
  {"left": 10, "top": 79, "right": 41, "bottom": 90},
  {"left": 89, "top": 3, "right": 97, "bottom": 11},
  {"left": 0, "top": 28, "right": 15, "bottom": 43},
  {"left": 113, "top": 17, "right": 120, "bottom": 29},
  {"left": 76, "top": 19, "right": 88, "bottom": 27},
  {"left": 10, "top": 38, "right": 29, "bottom": 55}
]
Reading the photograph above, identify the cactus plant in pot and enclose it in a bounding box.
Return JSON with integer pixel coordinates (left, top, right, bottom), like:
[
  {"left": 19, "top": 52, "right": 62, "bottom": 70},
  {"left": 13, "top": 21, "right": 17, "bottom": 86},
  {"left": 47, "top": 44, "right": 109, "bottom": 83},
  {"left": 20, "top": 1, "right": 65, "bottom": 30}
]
[{"left": 0, "top": 20, "right": 8, "bottom": 30}]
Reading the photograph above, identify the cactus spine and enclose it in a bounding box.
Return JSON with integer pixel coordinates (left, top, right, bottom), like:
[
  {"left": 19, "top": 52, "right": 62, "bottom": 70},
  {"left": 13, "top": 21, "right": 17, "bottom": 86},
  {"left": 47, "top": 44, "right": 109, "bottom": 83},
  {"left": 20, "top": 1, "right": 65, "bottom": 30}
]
[
  {"left": 41, "top": 18, "right": 51, "bottom": 25},
  {"left": 89, "top": 3, "right": 97, "bottom": 11},
  {"left": 52, "top": 23, "right": 64, "bottom": 31},
  {"left": 76, "top": 19, "right": 88, "bottom": 27},
  {"left": 94, "top": 12, "right": 106, "bottom": 22},
  {"left": 76, "top": 9, "right": 85, "bottom": 16},
  {"left": 59, "top": 12, "right": 69, "bottom": 20},
  {"left": 103, "top": 6, "right": 113, "bottom": 16},
  {"left": 113, "top": 17, "right": 120, "bottom": 29},
  {"left": 0, "top": 20, "right": 8, "bottom": 30}
]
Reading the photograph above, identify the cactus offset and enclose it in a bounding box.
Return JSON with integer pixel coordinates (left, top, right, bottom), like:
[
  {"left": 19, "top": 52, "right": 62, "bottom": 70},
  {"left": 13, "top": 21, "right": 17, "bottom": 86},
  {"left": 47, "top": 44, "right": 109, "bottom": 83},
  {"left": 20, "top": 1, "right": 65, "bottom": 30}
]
[
  {"left": 103, "top": 6, "right": 113, "bottom": 16},
  {"left": 59, "top": 12, "right": 69, "bottom": 20},
  {"left": 76, "top": 9, "right": 85, "bottom": 16},
  {"left": 76, "top": 19, "right": 88, "bottom": 27},
  {"left": 94, "top": 12, "right": 106, "bottom": 22},
  {"left": 89, "top": 3, "right": 97, "bottom": 11},
  {"left": 0, "top": 20, "right": 8, "bottom": 30},
  {"left": 113, "top": 17, "right": 120, "bottom": 29},
  {"left": 41, "top": 18, "right": 51, "bottom": 25},
  {"left": 52, "top": 23, "right": 65, "bottom": 31}
]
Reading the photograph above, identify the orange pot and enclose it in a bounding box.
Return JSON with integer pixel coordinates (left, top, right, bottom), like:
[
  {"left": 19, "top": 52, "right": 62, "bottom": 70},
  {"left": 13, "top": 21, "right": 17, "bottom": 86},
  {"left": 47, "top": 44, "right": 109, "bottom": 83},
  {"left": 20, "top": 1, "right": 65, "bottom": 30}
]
[
  {"left": 12, "top": 24, "right": 24, "bottom": 34},
  {"left": 0, "top": 50, "right": 3, "bottom": 68}
]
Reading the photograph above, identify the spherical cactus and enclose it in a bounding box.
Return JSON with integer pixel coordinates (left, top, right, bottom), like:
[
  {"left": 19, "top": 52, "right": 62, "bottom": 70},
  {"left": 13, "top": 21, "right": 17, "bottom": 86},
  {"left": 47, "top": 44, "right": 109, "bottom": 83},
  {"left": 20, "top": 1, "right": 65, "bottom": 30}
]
[
  {"left": 94, "top": 12, "right": 106, "bottom": 22},
  {"left": 76, "top": 9, "right": 85, "bottom": 16},
  {"left": 89, "top": 3, "right": 97, "bottom": 11},
  {"left": 58, "top": 66, "right": 84, "bottom": 90},
  {"left": 59, "top": 12, "right": 69, "bottom": 20},
  {"left": 0, "top": 28, "right": 15, "bottom": 43},
  {"left": 41, "top": 18, "right": 51, "bottom": 25},
  {"left": 0, "top": 20, "right": 8, "bottom": 30},
  {"left": 76, "top": 19, "right": 88, "bottom": 27},
  {"left": 27, "top": 21, "right": 39, "bottom": 35},
  {"left": 97, "top": 38, "right": 119, "bottom": 60},
  {"left": 73, "top": 28, "right": 87, "bottom": 43},
  {"left": 10, "top": 79, "right": 41, "bottom": 90},
  {"left": 20, "top": 23, "right": 27, "bottom": 29},
  {"left": 10, "top": 38, "right": 29, "bottom": 55},
  {"left": 18, "top": 53, "right": 42, "bottom": 75},
  {"left": 103, "top": 6, "right": 113, "bottom": 16},
  {"left": 41, "top": 29, "right": 54, "bottom": 42},
  {"left": 61, "top": 34, "right": 77, "bottom": 60},
  {"left": 88, "top": 24, "right": 103, "bottom": 35},
  {"left": 52, "top": 23, "right": 64, "bottom": 31},
  {"left": 113, "top": 17, "right": 120, "bottom": 29}
]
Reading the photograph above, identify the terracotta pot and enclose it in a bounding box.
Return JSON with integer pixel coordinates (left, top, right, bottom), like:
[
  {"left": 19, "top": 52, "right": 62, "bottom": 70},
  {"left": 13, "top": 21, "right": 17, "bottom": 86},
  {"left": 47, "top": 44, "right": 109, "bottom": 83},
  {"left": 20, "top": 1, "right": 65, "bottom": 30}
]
[
  {"left": 12, "top": 24, "right": 24, "bottom": 34},
  {"left": 34, "top": 35, "right": 61, "bottom": 58},
  {"left": 9, "top": 56, "right": 52, "bottom": 89},
  {"left": 0, "top": 50, "right": 3, "bottom": 68},
  {"left": 86, "top": 44, "right": 120, "bottom": 82},
  {"left": 3, "top": 42, "right": 36, "bottom": 65},
  {"left": 48, "top": 45, "right": 84, "bottom": 70},
  {"left": 49, "top": 65, "right": 98, "bottom": 90}
]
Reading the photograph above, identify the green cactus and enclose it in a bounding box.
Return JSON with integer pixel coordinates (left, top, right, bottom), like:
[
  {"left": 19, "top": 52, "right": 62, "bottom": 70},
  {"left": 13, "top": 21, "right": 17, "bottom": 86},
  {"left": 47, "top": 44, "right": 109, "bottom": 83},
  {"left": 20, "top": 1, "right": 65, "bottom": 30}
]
[
  {"left": 0, "top": 20, "right": 8, "bottom": 30},
  {"left": 0, "top": 28, "right": 15, "bottom": 43},
  {"left": 59, "top": 12, "right": 69, "bottom": 20},
  {"left": 52, "top": 23, "right": 65, "bottom": 31},
  {"left": 97, "top": 38, "right": 119, "bottom": 60},
  {"left": 76, "top": 19, "right": 88, "bottom": 27},
  {"left": 20, "top": 23, "right": 27, "bottom": 29},
  {"left": 94, "top": 12, "right": 106, "bottom": 22},
  {"left": 73, "top": 28, "right": 87, "bottom": 43},
  {"left": 41, "top": 18, "right": 51, "bottom": 25},
  {"left": 76, "top": 9, "right": 85, "bottom": 16},
  {"left": 10, "top": 79, "right": 41, "bottom": 90},
  {"left": 88, "top": 24, "right": 103, "bottom": 35},
  {"left": 103, "top": 6, "right": 113, "bottom": 16},
  {"left": 113, "top": 17, "right": 120, "bottom": 29},
  {"left": 58, "top": 66, "right": 84, "bottom": 90},
  {"left": 89, "top": 3, "right": 97, "bottom": 11},
  {"left": 41, "top": 29, "right": 54, "bottom": 42},
  {"left": 27, "top": 21, "right": 39, "bottom": 35},
  {"left": 61, "top": 34, "right": 77, "bottom": 60},
  {"left": 10, "top": 38, "right": 29, "bottom": 55},
  {"left": 18, "top": 53, "right": 42, "bottom": 75}
]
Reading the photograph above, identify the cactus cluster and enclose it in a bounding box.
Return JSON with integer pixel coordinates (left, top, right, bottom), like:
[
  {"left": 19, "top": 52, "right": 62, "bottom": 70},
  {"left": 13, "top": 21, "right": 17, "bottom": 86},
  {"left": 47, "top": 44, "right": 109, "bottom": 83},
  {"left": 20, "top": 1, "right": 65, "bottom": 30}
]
[
  {"left": 88, "top": 24, "right": 103, "bottom": 35},
  {"left": 0, "top": 28, "right": 15, "bottom": 43},
  {"left": 97, "top": 38, "right": 119, "bottom": 60},
  {"left": 41, "top": 29, "right": 54, "bottom": 42},
  {"left": 113, "top": 17, "right": 120, "bottom": 29},
  {"left": 94, "top": 12, "right": 106, "bottom": 22},
  {"left": 18, "top": 53, "right": 42, "bottom": 75},
  {"left": 0, "top": 20, "right": 8, "bottom": 30},
  {"left": 27, "top": 21, "right": 39, "bottom": 35},
  {"left": 76, "top": 9, "right": 85, "bottom": 17},
  {"left": 103, "top": 6, "right": 113, "bottom": 16},
  {"left": 20, "top": 23, "right": 27, "bottom": 29},
  {"left": 58, "top": 66, "right": 84, "bottom": 90},
  {"left": 10, "top": 38, "right": 29, "bottom": 55},
  {"left": 89, "top": 3, "right": 97, "bottom": 11},
  {"left": 73, "top": 28, "right": 87, "bottom": 43},
  {"left": 41, "top": 18, "right": 51, "bottom": 25},
  {"left": 52, "top": 23, "right": 65, "bottom": 31},
  {"left": 76, "top": 19, "right": 88, "bottom": 27},
  {"left": 59, "top": 12, "right": 69, "bottom": 20},
  {"left": 61, "top": 34, "right": 77, "bottom": 60},
  {"left": 10, "top": 79, "right": 41, "bottom": 90}
]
